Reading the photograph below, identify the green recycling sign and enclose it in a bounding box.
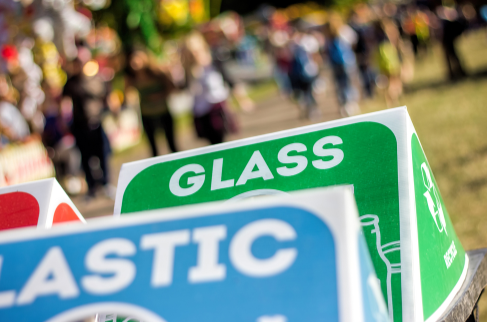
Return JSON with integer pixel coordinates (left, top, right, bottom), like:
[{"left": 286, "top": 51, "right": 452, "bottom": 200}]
[
  {"left": 412, "top": 134, "right": 466, "bottom": 320},
  {"left": 114, "top": 108, "right": 468, "bottom": 322}
]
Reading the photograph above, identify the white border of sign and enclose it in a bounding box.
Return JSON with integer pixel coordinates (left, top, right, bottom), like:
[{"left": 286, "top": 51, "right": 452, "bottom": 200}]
[{"left": 0, "top": 178, "right": 85, "bottom": 229}]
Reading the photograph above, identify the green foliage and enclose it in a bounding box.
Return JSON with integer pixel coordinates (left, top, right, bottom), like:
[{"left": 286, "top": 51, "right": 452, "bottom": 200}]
[
  {"left": 329, "top": 0, "right": 365, "bottom": 9},
  {"left": 92, "top": 0, "right": 162, "bottom": 54},
  {"left": 126, "top": 0, "right": 162, "bottom": 54}
]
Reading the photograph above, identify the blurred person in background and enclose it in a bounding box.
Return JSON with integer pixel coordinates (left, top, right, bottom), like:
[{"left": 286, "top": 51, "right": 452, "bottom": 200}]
[
  {"left": 41, "top": 80, "right": 84, "bottom": 195},
  {"left": 181, "top": 31, "right": 237, "bottom": 145},
  {"left": 415, "top": 8, "right": 431, "bottom": 55},
  {"left": 323, "top": 14, "right": 359, "bottom": 117},
  {"left": 204, "top": 26, "right": 255, "bottom": 113},
  {"left": 481, "top": 5, "right": 487, "bottom": 25},
  {"left": 62, "top": 52, "right": 113, "bottom": 199},
  {"left": 269, "top": 28, "right": 294, "bottom": 98},
  {"left": 373, "top": 19, "right": 403, "bottom": 107},
  {"left": 402, "top": 6, "right": 420, "bottom": 56},
  {"left": 402, "top": 6, "right": 431, "bottom": 58},
  {"left": 126, "top": 49, "right": 178, "bottom": 157},
  {"left": 289, "top": 26, "right": 320, "bottom": 119},
  {"left": 349, "top": 5, "right": 376, "bottom": 98},
  {"left": 437, "top": 5, "right": 468, "bottom": 81},
  {"left": 267, "top": 11, "right": 294, "bottom": 98},
  {"left": 0, "top": 74, "right": 30, "bottom": 145},
  {"left": 236, "top": 34, "right": 258, "bottom": 66}
]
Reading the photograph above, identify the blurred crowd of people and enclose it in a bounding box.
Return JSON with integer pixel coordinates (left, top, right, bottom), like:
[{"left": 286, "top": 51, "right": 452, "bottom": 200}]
[
  {"left": 261, "top": 1, "right": 481, "bottom": 117},
  {"left": 0, "top": 0, "right": 484, "bottom": 197}
]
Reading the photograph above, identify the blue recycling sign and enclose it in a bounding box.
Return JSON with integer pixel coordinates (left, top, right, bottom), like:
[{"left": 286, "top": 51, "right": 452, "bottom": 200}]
[{"left": 0, "top": 189, "right": 387, "bottom": 322}]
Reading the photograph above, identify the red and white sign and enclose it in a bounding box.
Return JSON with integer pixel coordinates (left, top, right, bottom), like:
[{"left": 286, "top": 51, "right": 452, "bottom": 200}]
[
  {"left": 0, "top": 139, "right": 55, "bottom": 187},
  {"left": 0, "top": 178, "right": 85, "bottom": 231}
]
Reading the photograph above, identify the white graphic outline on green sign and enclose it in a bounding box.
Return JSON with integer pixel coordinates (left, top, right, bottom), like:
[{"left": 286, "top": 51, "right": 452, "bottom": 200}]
[
  {"left": 360, "top": 215, "right": 401, "bottom": 322},
  {"left": 420, "top": 163, "right": 447, "bottom": 236}
]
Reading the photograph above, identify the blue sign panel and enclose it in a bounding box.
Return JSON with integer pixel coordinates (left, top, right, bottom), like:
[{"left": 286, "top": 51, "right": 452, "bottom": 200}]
[{"left": 0, "top": 206, "right": 340, "bottom": 322}]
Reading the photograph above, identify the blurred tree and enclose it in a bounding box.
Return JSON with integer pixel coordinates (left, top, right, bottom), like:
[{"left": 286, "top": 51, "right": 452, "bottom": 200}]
[
  {"left": 128, "top": 0, "right": 163, "bottom": 54},
  {"left": 220, "top": 0, "right": 336, "bottom": 16},
  {"left": 92, "top": 0, "right": 211, "bottom": 54},
  {"left": 92, "top": 0, "right": 163, "bottom": 54},
  {"left": 330, "top": 0, "right": 365, "bottom": 10}
]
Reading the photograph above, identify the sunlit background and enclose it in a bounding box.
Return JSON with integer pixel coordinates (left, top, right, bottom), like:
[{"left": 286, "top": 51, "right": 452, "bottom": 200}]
[{"left": 1, "top": 0, "right": 487, "bottom": 320}]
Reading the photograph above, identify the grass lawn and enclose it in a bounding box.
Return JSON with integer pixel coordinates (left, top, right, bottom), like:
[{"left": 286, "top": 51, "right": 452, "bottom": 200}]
[{"left": 361, "top": 28, "right": 487, "bottom": 320}]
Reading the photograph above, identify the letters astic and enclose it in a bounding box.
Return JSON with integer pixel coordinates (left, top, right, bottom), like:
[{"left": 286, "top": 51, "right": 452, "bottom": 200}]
[{"left": 1, "top": 219, "right": 298, "bottom": 307}]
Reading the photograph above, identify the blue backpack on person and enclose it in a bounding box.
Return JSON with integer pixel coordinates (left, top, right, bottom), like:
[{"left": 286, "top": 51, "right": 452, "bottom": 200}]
[{"left": 290, "top": 45, "right": 318, "bottom": 83}]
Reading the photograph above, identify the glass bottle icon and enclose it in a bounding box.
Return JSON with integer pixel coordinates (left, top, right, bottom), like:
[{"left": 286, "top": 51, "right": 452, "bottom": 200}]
[{"left": 360, "top": 214, "right": 401, "bottom": 322}]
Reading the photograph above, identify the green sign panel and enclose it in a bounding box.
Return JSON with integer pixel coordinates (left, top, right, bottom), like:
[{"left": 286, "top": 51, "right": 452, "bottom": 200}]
[
  {"left": 411, "top": 134, "right": 467, "bottom": 321},
  {"left": 114, "top": 108, "right": 467, "bottom": 322}
]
